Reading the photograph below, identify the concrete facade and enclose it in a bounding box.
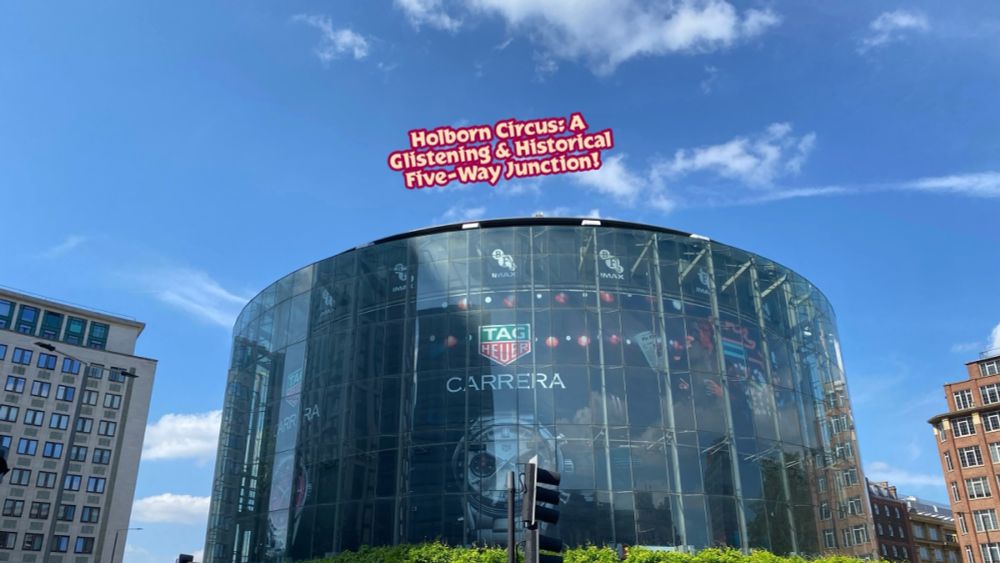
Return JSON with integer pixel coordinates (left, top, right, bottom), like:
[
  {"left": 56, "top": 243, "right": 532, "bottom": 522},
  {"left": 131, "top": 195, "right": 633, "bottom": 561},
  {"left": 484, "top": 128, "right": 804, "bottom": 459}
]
[{"left": 0, "top": 288, "right": 156, "bottom": 563}]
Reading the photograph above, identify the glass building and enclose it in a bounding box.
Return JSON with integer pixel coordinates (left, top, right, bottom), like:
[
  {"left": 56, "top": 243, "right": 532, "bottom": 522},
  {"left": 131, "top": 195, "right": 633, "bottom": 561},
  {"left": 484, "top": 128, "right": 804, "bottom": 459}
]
[{"left": 204, "top": 218, "right": 874, "bottom": 562}]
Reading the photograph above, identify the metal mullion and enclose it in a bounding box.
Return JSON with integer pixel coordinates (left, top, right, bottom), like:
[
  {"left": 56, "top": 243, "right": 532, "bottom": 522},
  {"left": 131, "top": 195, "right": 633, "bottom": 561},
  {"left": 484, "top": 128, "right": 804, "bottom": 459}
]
[
  {"left": 748, "top": 264, "right": 800, "bottom": 553},
  {"left": 703, "top": 244, "right": 750, "bottom": 551},
  {"left": 651, "top": 235, "right": 687, "bottom": 546}
]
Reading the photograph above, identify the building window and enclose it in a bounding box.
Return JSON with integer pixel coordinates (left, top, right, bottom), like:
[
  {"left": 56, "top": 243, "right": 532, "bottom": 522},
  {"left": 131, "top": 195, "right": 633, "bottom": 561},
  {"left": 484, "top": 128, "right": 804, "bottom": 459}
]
[
  {"left": 49, "top": 413, "right": 70, "bottom": 430},
  {"left": 22, "top": 532, "right": 43, "bottom": 552},
  {"left": 4, "top": 376, "right": 25, "bottom": 393},
  {"left": 921, "top": 547, "right": 932, "bottom": 560},
  {"left": 92, "top": 448, "right": 112, "bottom": 465},
  {"left": 848, "top": 496, "right": 864, "bottom": 515},
  {"left": 2, "top": 499, "right": 24, "bottom": 517},
  {"left": 982, "top": 543, "right": 1000, "bottom": 563},
  {"left": 889, "top": 524, "right": 896, "bottom": 537},
  {"left": 882, "top": 544, "right": 888, "bottom": 556},
  {"left": 87, "top": 322, "right": 109, "bottom": 350},
  {"left": 954, "top": 416, "right": 977, "bottom": 436},
  {"left": 960, "top": 512, "right": 970, "bottom": 534},
  {"left": 30, "top": 380, "right": 50, "bottom": 398},
  {"left": 74, "top": 536, "right": 95, "bottom": 554},
  {"left": 17, "top": 438, "right": 38, "bottom": 456},
  {"left": 985, "top": 411, "right": 1000, "bottom": 432},
  {"left": 55, "top": 385, "right": 75, "bottom": 401},
  {"left": 0, "top": 405, "right": 19, "bottom": 422},
  {"left": 818, "top": 474, "right": 827, "bottom": 492},
  {"left": 104, "top": 393, "right": 122, "bottom": 409},
  {"left": 98, "top": 420, "right": 117, "bottom": 437},
  {"left": 820, "top": 502, "right": 831, "bottom": 520},
  {"left": 877, "top": 522, "right": 884, "bottom": 536},
  {"left": 902, "top": 548, "right": 909, "bottom": 560},
  {"left": 824, "top": 528, "right": 836, "bottom": 548},
  {"left": 80, "top": 506, "right": 100, "bottom": 523},
  {"left": 28, "top": 501, "right": 49, "bottom": 519},
  {"left": 946, "top": 450, "right": 955, "bottom": 471},
  {"left": 86, "top": 363, "right": 104, "bottom": 379},
  {"left": 57, "top": 504, "right": 75, "bottom": 521},
  {"left": 81, "top": 389, "right": 99, "bottom": 405},
  {"left": 52, "top": 535, "right": 69, "bottom": 553},
  {"left": 915, "top": 523, "right": 927, "bottom": 539},
  {"left": 23, "top": 409, "right": 43, "bottom": 426},
  {"left": 983, "top": 360, "right": 1000, "bottom": 377},
  {"left": 842, "top": 528, "right": 853, "bottom": 547},
  {"left": 15, "top": 305, "right": 39, "bottom": 334},
  {"left": 36, "top": 352, "right": 57, "bottom": 370},
  {"left": 975, "top": 509, "right": 1000, "bottom": 532},
  {"left": 39, "top": 311, "right": 63, "bottom": 340},
  {"left": 968, "top": 476, "right": 993, "bottom": 499},
  {"left": 86, "top": 476, "right": 106, "bottom": 493},
  {"left": 42, "top": 441, "right": 63, "bottom": 459},
  {"left": 63, "top": 316, "right": 87, "bottom": 345},
  {"left": 984, "top": 384, "right": 1000, "bottom": 405},
  {"left": 109, "top": 366, "right": 128, "bottom": 382},
  {"left": 62, "top": 474, "right": 81, "bottom": 491},
  {"left": 852, "top": 525, "right": 868, "bottom": 544},
  {"left": 842, "top": 468, "right": 859, "bottom": 485},
  {"left": 36, "top": 471, "right": 57, "bottom": 489},
  {"left": 968, "top": 546, "right": 976, "bottom": 563},
  {"left": 69, "top": 445, "right": 87, "bottom": 461},
  {"left": 956, "top": 389, "right": 976, "bottom": 410},
  {"left": 930, "top": 526, "right": 941, "bottom": 541},
  {"left": 0, "top": 344, "right": 5, "bottom": 360},
  {"left": 0, "top": 531, "right": 14, "bottom": 549},
  {"left": 0, "top": 299, "right": 13, "bottom": 329},
  {"left": 75, "top": 417, "right": 93, "bottom": 433},
  {"left": 61, "top": 357, "right": 80, "bottom": 375},
  {"left": 991, "top": 443, "right": 1000, "bottom": 464},
  {"left": 960, "top": 446, "right": 985, "bottom": 467},
  {"left": 11, "top": 347, "right": 32, "bottom": 365},
  {"left": 894, "top": 546, "right": 900, "bottom": 558}
]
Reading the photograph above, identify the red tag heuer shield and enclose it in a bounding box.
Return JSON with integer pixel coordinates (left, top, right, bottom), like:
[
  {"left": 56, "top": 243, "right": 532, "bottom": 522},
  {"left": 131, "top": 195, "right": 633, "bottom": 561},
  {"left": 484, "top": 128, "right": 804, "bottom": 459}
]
[{"left": 479, "top": 324, "right": 532, "bottom": 366}]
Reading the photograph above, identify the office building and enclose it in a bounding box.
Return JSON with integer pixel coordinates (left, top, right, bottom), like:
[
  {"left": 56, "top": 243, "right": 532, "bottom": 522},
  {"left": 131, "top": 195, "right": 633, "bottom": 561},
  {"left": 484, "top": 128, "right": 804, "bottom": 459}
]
[
  {"left": 868, "top": 479, "right": 916, "bottom": 561},
  {"left": 930, "top": 351, "right": 1000, "bottom": 563},
  {"left": 203, "top": 217, "right": 874, "bottom": 562},
  {"left": 904, "top": 496, "right": 960, "bottom": 563},
  {"left": 0, "top": 288, "right": 156, "bottom": 562}
]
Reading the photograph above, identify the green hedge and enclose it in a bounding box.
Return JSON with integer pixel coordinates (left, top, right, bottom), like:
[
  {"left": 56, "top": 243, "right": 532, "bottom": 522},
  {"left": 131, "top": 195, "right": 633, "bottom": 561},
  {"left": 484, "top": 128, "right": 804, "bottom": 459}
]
[{"left": 300, "top": 543, "right": 867, "bottom": 563}]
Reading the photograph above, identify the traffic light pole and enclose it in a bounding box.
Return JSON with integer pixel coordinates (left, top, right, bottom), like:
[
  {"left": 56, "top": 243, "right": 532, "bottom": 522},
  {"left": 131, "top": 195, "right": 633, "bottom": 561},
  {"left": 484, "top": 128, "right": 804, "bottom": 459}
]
[{"left": 507, "top": 471, "right": 517, "bottom": 563}]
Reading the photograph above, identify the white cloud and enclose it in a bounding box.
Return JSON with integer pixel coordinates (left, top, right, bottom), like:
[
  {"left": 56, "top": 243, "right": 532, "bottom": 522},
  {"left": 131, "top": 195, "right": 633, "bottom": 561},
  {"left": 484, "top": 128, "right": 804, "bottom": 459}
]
[
  {"left": 143, "top": 410, "right": 222, "bottom": 463},
  {"left": 904, "top": 172, "right": 1000, "bottom": 198},
  {"left": 132, "top": 494, "right": 211, "bottom": 524},
  {"left": 656, "top": 122, "right": 816, "bottom": 187},
  {"left": 700, "top": 65, "right": 718, "bottom": 94},
  {"left": 991, "top": 322, "right": 1000, "bottom": 353},
  {"left": 437, "top": 204, "right": 487, "bottom": 223},
  {"left": 139, "top": 267, "right": 249, "bottom": 328},
  {"left": 396, "top": 0, "right": 779, "bottom": 74},
  {"left": 865, "top": 461, "right": 942, "bottom": 488},
  {"left": 860, "top": 10, "right": 930, "bottom": 52},
  {"left": 395, "top": 0, "right": 462, "bottom": 31},
  {"left": 951, "top": 341, "right": 981, "bottom": 354},
  {"left": 293, "top": 14, "right": 370, "bottom": 63},
  {"left": 573, "top": 154, "right": 647, "bottom": 205},
  {"left": 39, "top": 235, "right": 90, "bottom": 259}
]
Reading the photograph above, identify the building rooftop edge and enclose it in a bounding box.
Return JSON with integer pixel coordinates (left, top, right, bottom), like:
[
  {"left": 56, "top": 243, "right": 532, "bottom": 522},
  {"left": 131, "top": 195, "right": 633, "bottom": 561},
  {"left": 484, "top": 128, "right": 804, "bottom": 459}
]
[
  {"left": 0, "top": 285, "right": 146, "bottom": 333},
  {"left": 234, "top": 216, "right": 838, "bottom": 328}
]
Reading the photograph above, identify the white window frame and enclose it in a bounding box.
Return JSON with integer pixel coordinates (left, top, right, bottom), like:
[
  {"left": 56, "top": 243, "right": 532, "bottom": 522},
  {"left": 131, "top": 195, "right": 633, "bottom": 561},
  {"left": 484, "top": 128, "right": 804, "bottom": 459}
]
[
  {"left": 974, "top": 509, "right": 1000, "bottom": 532},
  {"left": 968, "top": 476, "right": 993, "bottom": 499},
  {"left": 960, "top": 446, "right": 985, "bottom": 468},
  {"left": 986, "top": 411, "right": 1000, "bottom": 432},
  {"left": 955, "top": 416, "right": 977, "bottom": 437},
  {"left": 946, "top": 450, "right": 955, "bottom": 471},
  {"left": 984, "top": 384, "right": 1000, "bottom": 405},
  {"left": 956, "top": 389, "right": 975, "bottom": 410}
]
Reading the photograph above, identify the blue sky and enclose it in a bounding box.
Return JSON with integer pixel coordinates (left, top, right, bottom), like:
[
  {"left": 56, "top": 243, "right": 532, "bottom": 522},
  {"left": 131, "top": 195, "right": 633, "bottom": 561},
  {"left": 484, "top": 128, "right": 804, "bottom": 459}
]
[{"left": 2, "top": 1, "right": 999, "bottom": 560}]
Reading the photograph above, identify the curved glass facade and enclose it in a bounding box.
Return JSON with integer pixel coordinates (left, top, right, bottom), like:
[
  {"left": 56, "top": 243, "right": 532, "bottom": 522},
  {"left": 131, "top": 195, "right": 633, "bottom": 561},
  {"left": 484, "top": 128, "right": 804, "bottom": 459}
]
[{"left": 204, "top": 219, "right": 873, "bottom": 562}]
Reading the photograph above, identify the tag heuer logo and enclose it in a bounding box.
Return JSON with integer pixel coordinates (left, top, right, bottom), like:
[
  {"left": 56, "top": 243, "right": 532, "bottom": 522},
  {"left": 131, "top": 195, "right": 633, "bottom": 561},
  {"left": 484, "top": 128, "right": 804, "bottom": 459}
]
[{"left": 479, "top": 324, "right": 532, "bottom": 366}]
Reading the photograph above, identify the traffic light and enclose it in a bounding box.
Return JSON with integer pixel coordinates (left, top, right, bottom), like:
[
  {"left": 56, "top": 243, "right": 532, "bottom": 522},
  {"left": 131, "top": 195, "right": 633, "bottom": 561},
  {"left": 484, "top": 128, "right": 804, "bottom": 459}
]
[{"left": 522, "top": 455, "right": 562, "bottom": 563}]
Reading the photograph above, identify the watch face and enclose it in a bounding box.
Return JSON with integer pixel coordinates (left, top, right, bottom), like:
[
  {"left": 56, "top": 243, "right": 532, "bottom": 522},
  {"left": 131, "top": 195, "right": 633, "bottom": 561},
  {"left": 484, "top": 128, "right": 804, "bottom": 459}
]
[{"left": 453, "top": 418, "right": 561, "bottom": 522}]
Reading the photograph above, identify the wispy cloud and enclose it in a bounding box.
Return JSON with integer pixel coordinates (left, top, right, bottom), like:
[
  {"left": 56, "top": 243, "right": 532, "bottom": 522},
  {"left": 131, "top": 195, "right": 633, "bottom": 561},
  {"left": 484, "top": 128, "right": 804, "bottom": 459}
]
[
  {"left": 395, "top": 0, "right": 779, "bottom": 74},
  {"left": 437, "top": 204, "right": 487, "bottom": 223},
  {"left": 138, "top": 267, "right": 249, "bottom": 328},
  {"left": 39, "top": 235, "right": 90, "bottom": 259},
  {"left": 395, "top": 0, "right": 461, "bottom": 32},
  {"left": 904, "top": 172, "right": 1000, "bottom": 198},
  {"left": 951, "top": 341, "right": 981, "bottom": 354},
  {"left": 142, "top": 410, "right": 222, "bottom": 464},
  {"left": 292, "top": 14, "right": 370, "bottom": 64},
  {"left": 700, "top": 65, "right": 719, "bottom": 94},
  {"left": 865, "top": 460, "right": 942, "bottom": 488},
  {"left": 860, "top": 10, "right": 930, "bottom": 52},
  {"left": 132, "top": 493, "right": 211, "bottom": 524}
]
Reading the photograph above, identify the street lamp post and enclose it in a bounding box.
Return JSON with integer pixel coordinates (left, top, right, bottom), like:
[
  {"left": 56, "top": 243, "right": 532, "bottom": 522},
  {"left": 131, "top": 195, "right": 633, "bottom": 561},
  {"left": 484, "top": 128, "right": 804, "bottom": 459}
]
[
  {"left": 32, "top": 342, "right": 138, "bottom": 563},
  {"left": 111, "top": 527, "right": 143, "bottom": 563}
]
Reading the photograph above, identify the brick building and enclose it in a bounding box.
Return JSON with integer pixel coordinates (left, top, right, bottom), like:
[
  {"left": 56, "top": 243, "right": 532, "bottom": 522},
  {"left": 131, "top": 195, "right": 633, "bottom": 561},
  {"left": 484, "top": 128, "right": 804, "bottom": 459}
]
[
  {"left": 869, "top": 479, "right": 916, "bottom": 561},
  {"left": 929, "top": 351, "right": 1000, "bottom": 563}
]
